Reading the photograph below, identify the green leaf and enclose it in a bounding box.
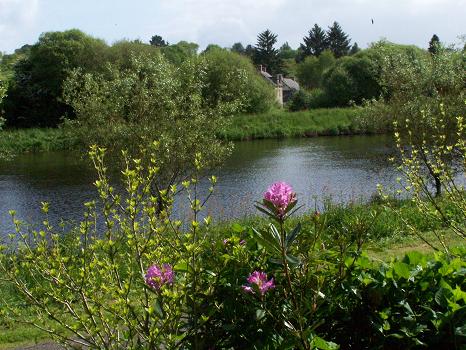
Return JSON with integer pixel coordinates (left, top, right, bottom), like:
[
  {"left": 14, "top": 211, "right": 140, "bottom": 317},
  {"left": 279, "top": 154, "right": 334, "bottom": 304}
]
[
  {"left": 252, "top": 228, "right": 281, "bottom": 254},
  {"left": 231, "top": 223, "right": 244, "bottom": 233},
  {"left": 393, "top": 262, "right": 411, "bottom": 279},
  {"left": 435, "top": 288, "right": 450, "bottom": 308},
  {"left": 285, "top": 254, "right": 301, "bottom": 266},
  {"left": 254, "top": 204, "right": 275, "bottom": 219},
  {"left": 285, "top": 223, "right": 301, "bottom": 248},
  {"left": 153, "top": 299, "right": 164, "bottom": 318},
  {"left": 255, "top": 309, "right": 266, "bottom": 321},
  {"left": 269, "top": 224, "right": 282, "bottom": 244},
  {"left": 455, "top": 324, "right": 466, "bottom": 337},
  {"left": 174, "top": 261, "right": 189, "bottom": 272},
  {"left": 312, "top": 336, "right": 340, "bottom": 350}
]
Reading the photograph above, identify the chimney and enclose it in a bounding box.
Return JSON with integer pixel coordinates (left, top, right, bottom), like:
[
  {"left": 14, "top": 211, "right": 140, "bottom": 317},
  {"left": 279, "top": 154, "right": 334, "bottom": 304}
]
[
  {"left": 277, "top": 74, "right": 283, "bottom": 85},
  {"left": 259, "top": 64, "right": 266, "bottom": 73}
]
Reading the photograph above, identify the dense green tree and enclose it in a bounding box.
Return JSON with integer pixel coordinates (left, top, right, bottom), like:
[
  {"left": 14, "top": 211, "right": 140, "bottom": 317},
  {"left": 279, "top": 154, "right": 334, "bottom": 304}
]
[
  {"left": 0, "top": 45, "right": 31, "bottom": 82},
  {"left": 160, "top": 41, "right": 199, "bottom": 65},
  {"left": 149, "top": 34, "right": 168, "bottom": 47},
  {"left": 296, "top": 49, "right": 335, "bottom": 89},
  {"left": 203, "top": 44, "right": 222, "bottom": 53},
  {"left": 63, "top": 53, "right": 247, "bottom": 191},
  {"left": 278, "top": 42, "right": 297, "bottom": 60},
  {"left": 428, "top": 34, "right": 440, "bottom": 54},
  {"left": 108, "top": 40, "right": 160, "bottom": 69},
  {"left": 253, "top": 29, "right": 282, "bottom": 74},
  {"left": 245, "top": 44, "right": 255, "bottom": 58},
  {"left": 300, "top": 24, "right": 328, "bottom": 59},
  {"left": 202, "top": 48, "right": 275, "bottom": 113},
  {"left": 231, "top": 42, "right": 245, "bottom": 54},
  {"left": 4, "top": 29, "right": 108, "bottom": 127},
  {"left": 327, "top": 22, "right": 351, "bottom": 58},
  {"left": 349, "top": 42, "right": 360, "bottom": 55},
  {"left": 322, "top": 51, "right": 381, "bottom": 106}
]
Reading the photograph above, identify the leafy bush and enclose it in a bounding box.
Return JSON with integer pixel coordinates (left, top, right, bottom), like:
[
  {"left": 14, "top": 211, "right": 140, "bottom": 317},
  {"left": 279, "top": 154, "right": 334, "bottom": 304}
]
[
  {"left": 319, "top": 249, "right": 466, "bottom": 349},
  {"left": 202, "top": 48, "right": 275, "bottom": 114}
]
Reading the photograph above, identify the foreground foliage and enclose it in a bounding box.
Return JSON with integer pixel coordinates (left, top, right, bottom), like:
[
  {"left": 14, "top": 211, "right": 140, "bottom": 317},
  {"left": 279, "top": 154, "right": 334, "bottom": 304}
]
[{"left": 0, "top": 143, "right": 464, "bottom": 349}]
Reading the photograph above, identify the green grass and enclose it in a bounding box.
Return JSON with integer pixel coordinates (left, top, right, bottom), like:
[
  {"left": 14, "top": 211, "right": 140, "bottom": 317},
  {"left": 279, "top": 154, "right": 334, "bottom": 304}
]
[
  {"left": 0, "top": 128, "right": 79, "bottom": 156},
  {"left": 218, "top": 107, "right": 369, "bottom": 141},
  {"left": 0, "top": 108, "right": 374, "bottom": 156}
]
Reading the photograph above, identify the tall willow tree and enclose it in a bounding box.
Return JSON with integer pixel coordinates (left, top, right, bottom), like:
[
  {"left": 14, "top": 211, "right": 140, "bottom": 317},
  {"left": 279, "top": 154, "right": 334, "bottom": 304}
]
[{"left": 63, "top": 53, "right": 248, "bottom": 204}]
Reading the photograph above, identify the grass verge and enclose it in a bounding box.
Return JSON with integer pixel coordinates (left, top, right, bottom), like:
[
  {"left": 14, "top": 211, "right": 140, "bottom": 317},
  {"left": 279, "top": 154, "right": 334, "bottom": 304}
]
[{"left": 218, "top": 107, "right": 369, "bottom": 141}]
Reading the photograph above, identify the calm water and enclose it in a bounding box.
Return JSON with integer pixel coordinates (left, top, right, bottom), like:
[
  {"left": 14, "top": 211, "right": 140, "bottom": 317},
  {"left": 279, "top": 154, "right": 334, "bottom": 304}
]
[{"left": 0, "top": 135, "right": 398, "bottom": 235}]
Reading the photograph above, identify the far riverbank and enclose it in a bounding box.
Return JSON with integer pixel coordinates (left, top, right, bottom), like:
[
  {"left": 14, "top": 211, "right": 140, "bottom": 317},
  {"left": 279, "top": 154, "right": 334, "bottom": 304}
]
[{"left": 0, "top": 108, "right": 384, "bottom": 156}]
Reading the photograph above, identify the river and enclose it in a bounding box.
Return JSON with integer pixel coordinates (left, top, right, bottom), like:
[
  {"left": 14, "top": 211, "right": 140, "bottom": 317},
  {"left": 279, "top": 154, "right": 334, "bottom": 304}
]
[{"left": 0, "top": 135, "right": 399, "bottom": 235}]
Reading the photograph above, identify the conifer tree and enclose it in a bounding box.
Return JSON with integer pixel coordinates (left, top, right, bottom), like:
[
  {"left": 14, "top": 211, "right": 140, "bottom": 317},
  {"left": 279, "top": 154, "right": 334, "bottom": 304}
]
[
  {"left": 231, "top": 42, "right": 245, "bottom": 54},
  {"left": 327, "top": 22, "right": 351, "bottom": 58},
  {"left": 300, "top": 24, "right": 328, "bottom": 58},
  {"left": 149, "top": 35, "right": 168, "bottom": 47},
  {"left": 253, "top": 29, "right": 282, "bottom": 74},
  {"left": 349, "top": 42, "right": 360, "bottom": 55},
  {"left": 428, "top": 34, "right": 440, "bottom": 54}
]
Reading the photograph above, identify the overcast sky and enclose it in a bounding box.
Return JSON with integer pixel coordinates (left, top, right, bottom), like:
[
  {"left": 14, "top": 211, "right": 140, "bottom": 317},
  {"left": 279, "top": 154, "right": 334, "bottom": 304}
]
[{"left": 1, "top": 0, "right": 465, "bottom": 53}]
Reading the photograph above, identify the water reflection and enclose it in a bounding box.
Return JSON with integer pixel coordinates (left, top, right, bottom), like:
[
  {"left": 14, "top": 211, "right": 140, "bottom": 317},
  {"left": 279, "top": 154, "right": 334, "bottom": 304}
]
[{"left": 0, "top": 135, "right": 398, "bottom": 235}]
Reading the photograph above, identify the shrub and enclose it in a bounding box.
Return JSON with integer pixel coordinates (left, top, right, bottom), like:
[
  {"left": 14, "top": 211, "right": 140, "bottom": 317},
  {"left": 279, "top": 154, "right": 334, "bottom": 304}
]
[{"left": 202, "top": 48, "right": 275, "bottom": 114}]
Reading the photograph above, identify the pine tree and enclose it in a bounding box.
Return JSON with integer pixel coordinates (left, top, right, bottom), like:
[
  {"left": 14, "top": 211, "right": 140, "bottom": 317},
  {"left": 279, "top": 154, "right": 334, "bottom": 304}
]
[
  {"left": 428, "top": 34, "right": 440, "bottom": 55},
  {"left": 149, "top": 35, "right": 168, "bottom": 47},
  {"left": 349, "top": 42, "right": 360, "bottom": 55},
  {"left": 300, "top": 24, "right": 328, "bottom": 58},
  {"left": 327, "top": 22, "right": 351, "bottom": 58},
  {"left": 254, "top": 29, "right": 282, "bottom": 74}
]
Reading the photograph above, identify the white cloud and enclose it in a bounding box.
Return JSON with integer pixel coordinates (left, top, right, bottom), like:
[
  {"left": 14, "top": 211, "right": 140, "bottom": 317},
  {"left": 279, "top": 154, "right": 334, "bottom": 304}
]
[
  {"left": 151, "top": 0, "right": 465, "bottom": 49},
  {"left": 157, "top": 0, "right": 288, "bottom": 46},
  {"left": 0, "top": 0, "right": 39, "bottom": 52}
]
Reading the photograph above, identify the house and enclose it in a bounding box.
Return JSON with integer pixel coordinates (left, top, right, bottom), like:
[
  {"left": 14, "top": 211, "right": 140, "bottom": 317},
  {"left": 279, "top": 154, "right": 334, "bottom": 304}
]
[{"left": 258, "top": 65, "right": 300, "bottom": 106}]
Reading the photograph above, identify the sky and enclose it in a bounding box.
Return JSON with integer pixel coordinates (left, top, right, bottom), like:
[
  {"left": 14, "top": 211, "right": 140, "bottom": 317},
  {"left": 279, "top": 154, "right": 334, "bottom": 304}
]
[{"left": 1, "top": 0, "right": 465, "bottom": 54}]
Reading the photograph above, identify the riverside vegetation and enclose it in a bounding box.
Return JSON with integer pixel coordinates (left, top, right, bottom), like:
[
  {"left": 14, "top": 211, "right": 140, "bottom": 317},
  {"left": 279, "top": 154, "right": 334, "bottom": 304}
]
[
  {"left": 0, "top": 142, "right": 464, "bottom": 349},
  {"left": 0, "top": 26, "right": 465, "bottom": 350}
]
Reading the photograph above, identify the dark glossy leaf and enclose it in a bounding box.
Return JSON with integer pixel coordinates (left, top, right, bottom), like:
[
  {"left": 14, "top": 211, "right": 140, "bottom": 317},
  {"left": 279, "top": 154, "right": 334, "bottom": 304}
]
[
  {"left": 269, "top": 224, "right": 282, "bottom": 244},
  {"left": 286, "top": 254, "right": 301, "bottom": 266},
  {"left": 153, "top": 299, "right": 164, "bottom": 318},
  {"left": 312, "top": 336, "right": 339, "bottom": 350},
  {"left": 455, "top": 324, "right": 466, "bottom": 337},
  {"left": 254, "top": 204, "right": 275, "bottom": 219},
  {"left": 252, "top": 228, "right": 281, "bottom": 254},
  {"left": 286, "top": 204, "right": 304, "bottom": 218},
  {"left": 285, "top": 223, "right": 301, "bottom": 248},
  {"left": 284, "top": 199, "right": 298, "bottom": 214}
]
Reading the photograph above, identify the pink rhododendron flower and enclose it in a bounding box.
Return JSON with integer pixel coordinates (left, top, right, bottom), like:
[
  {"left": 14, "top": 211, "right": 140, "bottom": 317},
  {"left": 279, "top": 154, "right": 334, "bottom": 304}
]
[
  {"left": 264, "top": 182, "right": 296, "bottom": 217},
  {"left": 145, "top": 264, "right": 174, "bottom": 290},
  {"left": 242, "top": 271, "right": 275, "bottom": 296}
]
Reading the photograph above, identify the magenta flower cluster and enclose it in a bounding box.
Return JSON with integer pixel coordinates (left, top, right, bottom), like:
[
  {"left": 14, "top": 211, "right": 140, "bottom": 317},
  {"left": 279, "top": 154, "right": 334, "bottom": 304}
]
[
  {"left": 264, "top": 182, "right": 296, "bottom": 217},
  {"left": 145, "top": 264, "right": 174, "bottom": 290},
  {"left": 242, "top": 271, "right": 275, "bottom": 296}
]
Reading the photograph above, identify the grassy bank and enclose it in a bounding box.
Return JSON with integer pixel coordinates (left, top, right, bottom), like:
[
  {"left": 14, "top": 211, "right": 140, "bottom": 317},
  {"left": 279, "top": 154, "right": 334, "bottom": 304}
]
[
  {"left": 0, "top": 128, "right": 78, "bottom": 156},
  {"left": 0, "top": 108, "right": 374, "bottom": 156},
  {"left": 218, "top": 107, "right": 368, "bottom": 141}
]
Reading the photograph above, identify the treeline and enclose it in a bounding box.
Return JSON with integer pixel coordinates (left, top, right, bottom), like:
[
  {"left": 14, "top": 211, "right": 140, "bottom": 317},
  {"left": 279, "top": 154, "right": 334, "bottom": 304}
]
[
  {"left": 0, "top": 25, "right": 459, "bottom": 129},
  {"left": 232, "top": 24, "right": 452, "bottom": 111},
  {"left": 0, "top": 30, "right": 275, "bottom": 128}
]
